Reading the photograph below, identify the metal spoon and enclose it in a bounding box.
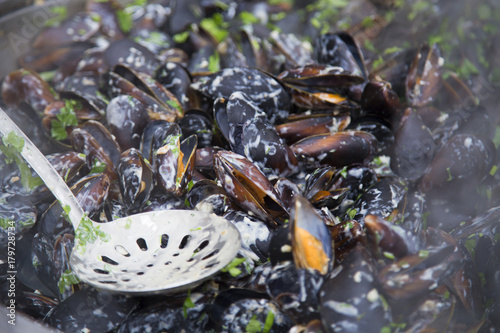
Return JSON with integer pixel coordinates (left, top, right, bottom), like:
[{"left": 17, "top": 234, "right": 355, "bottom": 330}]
[{"left": 0, "top": 108, "right": 241, "bottom": 295}]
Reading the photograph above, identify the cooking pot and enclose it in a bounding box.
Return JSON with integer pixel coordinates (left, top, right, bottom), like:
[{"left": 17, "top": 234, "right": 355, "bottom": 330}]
[
  {"left": 0, "top": 1, "right": 80, "bottom": 331},
  {"left": 0, "top": 0, "right": 83, "bottom": 78}
]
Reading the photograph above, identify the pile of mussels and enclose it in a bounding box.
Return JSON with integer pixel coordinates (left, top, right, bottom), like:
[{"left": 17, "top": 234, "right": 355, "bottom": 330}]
[{"left": 1, "top": 0, "right": 500, "bottom": 332}]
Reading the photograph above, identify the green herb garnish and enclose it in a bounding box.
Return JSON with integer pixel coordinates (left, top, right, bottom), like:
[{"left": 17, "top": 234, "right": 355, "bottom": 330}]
[
  {"left": 51, "top": 99, "right": 80, "bottom": 140},
  {"left": 173, "top": 31, "right": 190, "bottom": 43},
  {"left": 116, "top": 9, "right": 133, "bottom": 33},
  {"left": 89, "top": 159, "right": 107, "bottom": 174},
  {"left": 57, "top": 269, "right": 80, "bottom": 294},
  {"left": 0, "top": 132, "right": 44, "bottom": 190},
  {"left": 246, "top": 315, "right": 262, "bottom": 333},
  {"left": 75, "top": 216, "right": 110, "bottom": 254},
  {"left": 239, "top": 11, "right": 260, "bottom": 25},
  {"left": 221, "top": 256, "right": 247, "bottom": 277},
  {"left": 263, "top": 311, "right": 274, "bottom": 333},
  {"left": 166, "top": 100, "right": 183, "bottom": 114},
  {"left": 182, "top": 289, "right": 195, "bottom": 318},
  {"left": 200, "top": 13, "right": 229, "bottom": 43},
  {"left": 208, "top": 51, "right": 220, "bottom": 73},
  {"left": 45, "top": 6, "right": 67, "bottom": 27}
]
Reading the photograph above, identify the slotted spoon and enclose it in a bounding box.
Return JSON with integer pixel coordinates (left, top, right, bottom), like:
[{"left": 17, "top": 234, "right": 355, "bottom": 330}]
[{"left": 0, "top": 108, "right": 241, "bottom": 295}]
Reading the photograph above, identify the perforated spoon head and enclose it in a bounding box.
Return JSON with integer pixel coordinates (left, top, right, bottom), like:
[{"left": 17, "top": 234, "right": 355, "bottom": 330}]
[{"left": 71, "top": 210, "right": 241, "bottom": 295}]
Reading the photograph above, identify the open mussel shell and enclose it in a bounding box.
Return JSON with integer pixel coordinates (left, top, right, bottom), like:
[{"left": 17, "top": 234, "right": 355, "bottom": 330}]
[
  {"left": 44, "top": 92, "right": 103, "bottom": 123},
  {"left": 70, "top": 128, "right": 117, "bottom": 184},
  {"left": 117, "top": 148, "right": 153, "bottom": 212},
  {"left": 290, "top": 195, "right": 333, "bottom": 274},
  {"left": 278, "top": 64, "right": 364, "bottom": 109},
  {"left": 405, "top": 43, "right": 443, "bottom": 107},
  {"left": 314, "top": 32, "right": 368, "bottom": 80},
  {"left": 214, "top": 150, "right": 287, "bottom": 227},
  {"left": 364, "top": 214, "right": 419, "bottom": 259},
  {"left": 104, "top": 71, "right": 180, "bottom": 122},
  {"left": 275, "top": 112, "right": 351, "bottom": 145},
  {"left": 80, "top": 120, "right": 121, "bottom": 166},
  {"left": 113, "top": 64, "right": 184, "bottom": 118},
  {"left": 156, "top": 132, "right": 198, "bottom": 196},
  {"left": 291, "top": 130, "right": 378, "bottom": 169},
  {"left": 139, "top": 120, "right": 177, "bottom": 163}
]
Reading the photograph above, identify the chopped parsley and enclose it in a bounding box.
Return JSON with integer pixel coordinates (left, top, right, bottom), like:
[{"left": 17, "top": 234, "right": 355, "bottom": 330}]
[
  {"left": 208, "top": 51, "right": 220, "bottom": 73},
  {"left": 0, "top": 132, "right": 44, "bottom": 190},
  {"left": 200, "top": 13, "right": 229, "bottom": 43},
  {"left": 220, "top": 256, "right": 247, "bottom": 277},
  {"left": 263, "top": 311, "right": 275, "bottom": 333},
  {"left": 51, "top": 99, "right": 80, "bottom": 140},
  {"left": 246, "top": 315, "right": 262, "bottom": 333},
  {"left": 57, "top": 269, "right": 80, "bottom": 294},
  {"left": 45, "top": 6, "right": 67, "bottom": 27},
  {"left": 74, "top": 216, "right": 110, "bottom": 254},
  {"left": 173, "top": 31, "right": 190, "bottom": 43},
  {"left": 116, "top": 9, "right": 133, "bottom": 33},
  {"left": 182, "top": 289, "right": 195, "bottom": 318},
  {"left": 166, "top": 100, "right": 183, "bottom": 115},
  {"left": 89, "top": 159, "right": 107, "bottom": 174}
]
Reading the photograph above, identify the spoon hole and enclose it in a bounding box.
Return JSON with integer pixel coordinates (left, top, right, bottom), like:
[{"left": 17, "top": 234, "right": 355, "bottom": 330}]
[
  {"left": 205, "top": 262, "right": 219, "bottom": 269},
  {"left": 94, "top": 269, "right": 110, "bottom": 275},
  {"left": 165, "top": 261, "right": 171, "bottom": 265},
  {"left": 115, "top": 245, "right": 131, "bottom": 257},
  {"left": 202, "top": 249, "right": 219, "bottom": 260},
  {"left": 101, "top": 256, "right": 119, "bottom": 265},
  {"left": 137, "top": 272, "right": 145, "bottom": 275},
  {"left": 122, "top": 278, "right": 130, "bottom": 282},
  {"left": 160, "top": 234, "right": 169, "bottom": 248},
  {"left": 98, "top": 281, "right": 117, "bottom": 284},
  {"left": 179, "top": 235, "right": 191, "bottom": 249},
  {"left": 146, "top": 263, "right": 154, "bottom": 267},
  {"left": 193, "top": 240, "right": 209, "bottom": 254},
  {"left": 187, "top": 257, "right": 194, "bottom": 262},
  {"left": 173, "top": 253, "right": 180, "bottom": 257},
  {"left": 137, "top": 238, "right": 148, "bottom": 251}
]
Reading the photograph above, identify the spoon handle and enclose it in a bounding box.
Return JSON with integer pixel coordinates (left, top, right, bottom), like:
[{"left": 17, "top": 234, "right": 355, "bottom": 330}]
[{"left": 0, "top": 107, "right": 85, "bottom": 230}]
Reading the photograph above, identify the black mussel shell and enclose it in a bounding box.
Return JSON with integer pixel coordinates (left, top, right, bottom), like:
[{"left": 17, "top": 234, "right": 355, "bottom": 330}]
[
  {"left": 241, "top": 117, "right": 299, "bottom": 178},
  {"left": 320, "top": 245, "right": 391, "bottom": 332},
  {"left": 45, "top": 287, "right": 138, "bottom": 332},
  {"left": 291, "top": 130, "right": 378, "bottom": 169},
  {"left": 290, "top": 195, "right": 333, "bottom": 274},
  {"left": 191, "top": 67, "right": 291, "bottom": 123},
  {"left": 1, "top": 68, "right": 56, "bottom": 114},
  {"left": 214, "top": 150, "right": 287, "bottom": 227},
  {"left": 117, "top": 148, "right": 153, "bottom": 212},
  {"left": 390, "top": 108, "right": 436, "bottom": 180},
  {"left": 106, "top": 95, "right": 150, "bottom": 150}
]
